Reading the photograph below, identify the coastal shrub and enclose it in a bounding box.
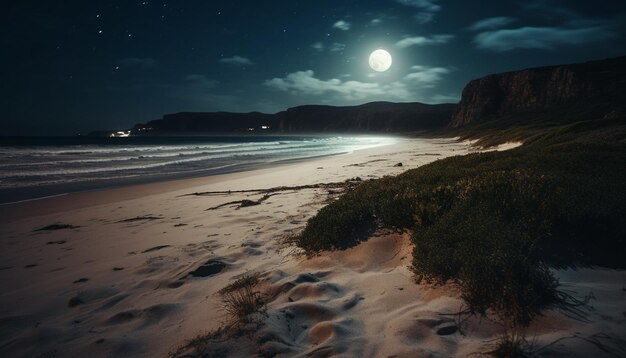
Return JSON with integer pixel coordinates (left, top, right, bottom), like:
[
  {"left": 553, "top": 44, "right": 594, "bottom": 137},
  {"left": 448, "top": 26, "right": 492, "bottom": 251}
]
[
  {"left": 295, "top": 124, "right": 626, "bottom": 325},
  {"left": 412, "top": 210, "right": 561, "bottom": 325},
  {"left": 296, "top": 196, "right": 376, "bottom": 252}
]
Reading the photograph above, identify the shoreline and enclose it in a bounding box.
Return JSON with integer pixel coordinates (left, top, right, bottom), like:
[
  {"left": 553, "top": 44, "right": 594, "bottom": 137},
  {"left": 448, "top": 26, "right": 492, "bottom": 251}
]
[
  {"left": 0, "top": 139, "right": 412, "bottom": 221},
  {"left": 0, "top": 135, "right": 405, "bottom": 207}
]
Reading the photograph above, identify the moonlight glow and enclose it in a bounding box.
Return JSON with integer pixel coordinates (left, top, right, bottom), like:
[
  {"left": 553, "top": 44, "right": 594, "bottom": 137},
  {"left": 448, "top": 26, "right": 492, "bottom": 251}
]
[{"left": 369, "top": 49, "right": 392, "bottom": 72}]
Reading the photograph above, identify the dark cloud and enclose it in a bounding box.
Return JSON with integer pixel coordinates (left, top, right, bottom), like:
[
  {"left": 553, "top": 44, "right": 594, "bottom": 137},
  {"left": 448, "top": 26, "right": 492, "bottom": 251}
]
[
  {"left": 474, "top": 24, "right": 618, "bottom": 51},
  {"left": 469, "top": 17, "right": 516, "bottom": 31},
  {"left": 395, "top": 0, "right": 441, "bottom": 24},
  {"left": 395, "top": 0, "right": 441, "bottom": 12},
  {"left": 218, "top": 56, "right": 254, "bottom": 66}
]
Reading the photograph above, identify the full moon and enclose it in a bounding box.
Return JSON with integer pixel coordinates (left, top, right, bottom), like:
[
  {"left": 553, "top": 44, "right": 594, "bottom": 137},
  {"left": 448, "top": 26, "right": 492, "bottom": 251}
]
[{"left": 369, "top": 49, "right": 392, "bottom": 72}]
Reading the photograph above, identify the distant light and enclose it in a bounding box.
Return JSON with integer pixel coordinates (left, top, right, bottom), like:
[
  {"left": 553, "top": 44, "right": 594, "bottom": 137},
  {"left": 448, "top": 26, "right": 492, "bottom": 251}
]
[{"left": 110, "top": 131, "right": 131, "bottom": 137}]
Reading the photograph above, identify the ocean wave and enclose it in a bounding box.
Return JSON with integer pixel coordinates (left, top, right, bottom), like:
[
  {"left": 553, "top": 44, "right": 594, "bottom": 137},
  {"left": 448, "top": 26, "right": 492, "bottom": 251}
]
[{"left": 0, "top": 136, "right": 400, "bottom": 190}]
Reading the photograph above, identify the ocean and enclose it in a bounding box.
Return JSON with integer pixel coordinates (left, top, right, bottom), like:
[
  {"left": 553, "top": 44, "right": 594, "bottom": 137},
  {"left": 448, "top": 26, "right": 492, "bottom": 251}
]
[{"left": 0, "top": 135, "right": 400, "bottom": 204}]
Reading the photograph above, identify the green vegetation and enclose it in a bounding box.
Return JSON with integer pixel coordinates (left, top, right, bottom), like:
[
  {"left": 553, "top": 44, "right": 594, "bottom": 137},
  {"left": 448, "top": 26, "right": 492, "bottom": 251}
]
[{"left": 295, "top": 117, "right": 626, "bottom": 326}]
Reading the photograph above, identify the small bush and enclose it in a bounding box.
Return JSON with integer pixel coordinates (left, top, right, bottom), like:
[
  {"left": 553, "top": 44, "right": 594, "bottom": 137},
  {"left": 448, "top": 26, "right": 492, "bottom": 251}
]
[{"left": 296, "top": 197, "right": 376, "bottom": 252}]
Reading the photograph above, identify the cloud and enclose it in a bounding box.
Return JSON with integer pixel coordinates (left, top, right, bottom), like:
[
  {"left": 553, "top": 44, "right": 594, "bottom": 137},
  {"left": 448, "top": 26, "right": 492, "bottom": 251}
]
[
  {"left": 333, "top": 20, "right": 351, "bottom": 31},
  {"left": 404, "top": 66, "right": 450, "bottom": 88},
  {"left": 218, "top": 56, "right": 254, "bottom": 66},
  {"left": 264, "top": 65, "right": 453, "bottom": 103},
  {"left": 523, "top": 0, "right": 579, "bottom": 19},
  {"left": 469, "top": 17, "right": 516, "bottom": 31},
  {"left": 329, "top": 42, "right": 346, "bottom": 52},
  {"left": 430, "top": 93, "right": 460, "bottom": 103},
  {"left": 474, "top": 25, "right": 618, "bottom": 51},
  {"left": 395, "top": 0, "right": 441, "bottom": 24},
  {"left": 395, "top": 0, "right": 440, "bottom": 12},
  {"left": 396, "top": 34, "right": 454, "bottom": 48},
  {"left": 118, "top": 57, "right": 157, "bottom": 69},
  {"left": 264, "top": 70, "right": 411, "bottom": 101},
  {"left": 414, "top": 12, "right": 435, "bottom": 25},
  {"left": 370, "top": 18, "right": 382, "bottom": 25},
  {"left": 311, "top": 42, "right": 324, "bottom": 52},
  {"left": 183, "top": 74, "right": 217, "bottom": 86}
]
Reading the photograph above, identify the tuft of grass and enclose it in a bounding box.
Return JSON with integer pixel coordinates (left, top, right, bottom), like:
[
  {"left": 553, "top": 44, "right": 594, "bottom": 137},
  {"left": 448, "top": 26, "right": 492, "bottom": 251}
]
[
  {"left": 485, "top": 328, "right": 536, "bottom": 358},
  {"left": 169, "top": 273, "right": 266, "bottom": 357},
  {"left": 168, "top": 327, "right": 229, "bottom": 358},
  {"left": 219, "top": 273, "right": 266, "bottom": 326},
  {"left": 221, "top": 285, "right": 265, "bottom": 325},
  {"left": 218, "top": 272, "right": 261, "bottom": 295}
]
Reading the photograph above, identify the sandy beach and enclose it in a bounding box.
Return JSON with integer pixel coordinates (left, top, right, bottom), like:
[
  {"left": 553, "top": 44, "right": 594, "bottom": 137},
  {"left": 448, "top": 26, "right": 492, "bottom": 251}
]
[{"left": 0, "top": 137, "right": 623, "bottom": 357}]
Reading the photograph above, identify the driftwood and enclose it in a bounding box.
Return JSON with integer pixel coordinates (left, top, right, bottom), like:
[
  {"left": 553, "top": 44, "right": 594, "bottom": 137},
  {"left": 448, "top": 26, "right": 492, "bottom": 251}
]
[
  {"left": 205, "top": 193, "right": 279, "bottom": 211},
  {"left": 178, "top": 177, "right": 366, "bottom": 211}
]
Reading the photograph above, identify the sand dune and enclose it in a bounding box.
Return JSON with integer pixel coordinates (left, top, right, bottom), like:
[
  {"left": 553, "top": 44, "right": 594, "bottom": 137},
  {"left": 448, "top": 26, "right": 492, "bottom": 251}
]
[{"left": 0, "top": 138, "right": 624, "bottom": 357}]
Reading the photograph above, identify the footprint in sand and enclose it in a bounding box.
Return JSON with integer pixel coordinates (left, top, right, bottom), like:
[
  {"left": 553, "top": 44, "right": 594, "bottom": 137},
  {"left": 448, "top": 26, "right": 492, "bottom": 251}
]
[
  {"left": 182, "top": 259, "right": 228, "bottom": 279},
  {"left": 105, "top": 303, "right": 181, "bottom": 326}
]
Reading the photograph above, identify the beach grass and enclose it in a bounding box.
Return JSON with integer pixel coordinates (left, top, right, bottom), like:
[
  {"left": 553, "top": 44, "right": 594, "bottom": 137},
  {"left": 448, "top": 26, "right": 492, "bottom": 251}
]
[{"left": 295, "top": 117, "right": 626, "bottom": 326}]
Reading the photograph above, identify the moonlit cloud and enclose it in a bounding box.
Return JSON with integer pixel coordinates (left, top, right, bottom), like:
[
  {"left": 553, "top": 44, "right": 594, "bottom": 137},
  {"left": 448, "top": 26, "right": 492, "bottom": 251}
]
[
  {"left": 414, "top": 12, "right": 435, "bottom": 25},
  {"left": 264, "top": 65, "right": 453, "bottom": 103},
  {"left": 218, "top": 56, "right": 254, "bottom": 66},
  {"left": 118, "top": 57, "right": 157, "bottom": 69},
  {"left": 395, "top": 0, "right": 440, "bottom": 12},
  {"left": 264, "top": 70, "right": 411, "bottom": 101},
  {"left": 469, "top": 17, "right": 516, "bottom": 31},
  {"left": 474, "top": 25, "right": 618, "bottom": 51},
  {"left": 311, "top": 42, "right": 324, "bottom": 52},
  {"left": 333, "top": 20, "right": 351, "bottom": 31},
  {"left": 370, "top": 18, "right": 382, "bottom": 25},
  {"left": 396, "top": 34, "right": 454, "bottom": 48},
  {"left": 329, "top": 42, "right": 346, "bottom": 52},
  {"left": 395, "top": 0, "right": 441, "bottom": 24},
  {"left": 183, "top": 74, "right": 217, "bottom": 85},
  {"left": 404, "top": 66, "right": 450, "bottom": 88}
]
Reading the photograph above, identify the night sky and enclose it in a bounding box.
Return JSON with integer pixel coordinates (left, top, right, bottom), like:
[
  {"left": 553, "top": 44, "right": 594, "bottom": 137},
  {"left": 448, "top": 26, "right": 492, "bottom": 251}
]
[{"left": 2, "top": 1, "right": 625, "bottom": 135}]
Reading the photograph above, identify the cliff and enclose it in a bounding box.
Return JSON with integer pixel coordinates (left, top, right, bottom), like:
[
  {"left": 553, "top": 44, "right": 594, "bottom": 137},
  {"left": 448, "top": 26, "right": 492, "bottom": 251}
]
[
  {"left": 451, "top": 56, "right": 626, "bottom": 127},
  {"left": 130, "top": 101, "right": 455, "bottom": 134}
]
